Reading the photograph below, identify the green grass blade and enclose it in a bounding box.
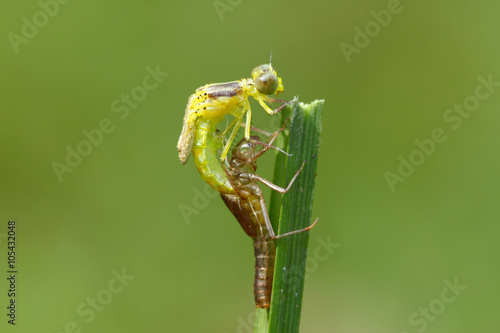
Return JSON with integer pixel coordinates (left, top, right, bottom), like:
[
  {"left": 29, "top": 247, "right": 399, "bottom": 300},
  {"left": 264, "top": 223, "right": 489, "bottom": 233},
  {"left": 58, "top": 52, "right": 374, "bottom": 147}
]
[
  {"left": 254, "top": 308, "right": 269, "bottom": 333},
  {"left": 254, "top": 103, "right": 292, "bottom": 333},
  {"left": 268, "top": 99, "right": 324, "bottom": 333},
  {"left": 268, "top": 104, "right": 293, "bottom": 231}
]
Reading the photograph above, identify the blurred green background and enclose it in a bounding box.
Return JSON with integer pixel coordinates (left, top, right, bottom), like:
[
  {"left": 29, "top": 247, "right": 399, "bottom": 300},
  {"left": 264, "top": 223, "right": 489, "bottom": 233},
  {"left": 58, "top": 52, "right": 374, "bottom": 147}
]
[{"left": 1, "top": 1, "right": 499, "bottom": 332}]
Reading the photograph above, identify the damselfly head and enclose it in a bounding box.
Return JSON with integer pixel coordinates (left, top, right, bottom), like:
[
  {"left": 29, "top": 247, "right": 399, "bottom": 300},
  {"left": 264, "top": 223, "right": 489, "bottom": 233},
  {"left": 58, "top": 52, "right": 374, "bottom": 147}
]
[{"left": 252, "top": 64, "right": 284, "bottom": 96}]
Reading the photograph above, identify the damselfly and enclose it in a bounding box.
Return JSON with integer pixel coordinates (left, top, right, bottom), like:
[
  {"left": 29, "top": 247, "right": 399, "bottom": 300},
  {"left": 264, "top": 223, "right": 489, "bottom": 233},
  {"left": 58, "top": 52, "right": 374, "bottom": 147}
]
[{"left": 177, "top": 64, "right": 289, "bottom": 193}]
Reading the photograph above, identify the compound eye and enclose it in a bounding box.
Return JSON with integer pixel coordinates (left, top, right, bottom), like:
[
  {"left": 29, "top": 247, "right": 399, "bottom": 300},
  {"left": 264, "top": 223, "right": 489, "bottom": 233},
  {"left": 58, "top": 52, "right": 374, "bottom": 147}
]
[
  {"left": 252, "top": 64, "right": 271, "bottom": 77},
  {"left": 255, "top": 72, "right": 278, "bottom": 95}
]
